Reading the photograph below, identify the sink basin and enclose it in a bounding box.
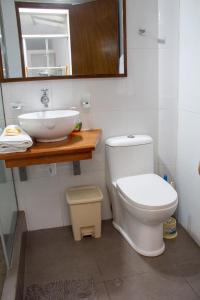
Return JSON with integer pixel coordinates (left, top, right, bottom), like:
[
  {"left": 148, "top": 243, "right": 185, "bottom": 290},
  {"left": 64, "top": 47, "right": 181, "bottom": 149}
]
[{"left": 18, "top": 110, "right": 80, "bottom": 142}]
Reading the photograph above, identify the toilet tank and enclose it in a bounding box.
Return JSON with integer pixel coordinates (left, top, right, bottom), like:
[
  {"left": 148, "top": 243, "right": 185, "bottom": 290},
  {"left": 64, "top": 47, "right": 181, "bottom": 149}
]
[{"left": 105, "top": 135, "right": 154, "bottom": 183}]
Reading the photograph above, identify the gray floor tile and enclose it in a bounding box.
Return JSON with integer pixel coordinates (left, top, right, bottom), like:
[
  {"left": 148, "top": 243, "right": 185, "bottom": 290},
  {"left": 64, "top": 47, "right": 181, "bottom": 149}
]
[
  {"left": 96, "top": 248, "right": 152, "bottom": 280},
  {"left": 174, "top": 261, "right": 200, "bottom": 297},
  {"left": 105, "top": 272, "right": 200, "bottom": 300},
  {"left": 141, "top": 225, "right": 200, "bottom": 275},
  {"left": 24, "top": 221, "right": 200, "bottom": 300},
  {"left": 26, "top": 226, "right": 73, "bottom": 249},
  {"left": 25, "top": 255, "right": 102, "bottom": 287},
  {"left": 164, "top": 226, "right": 200, "bottom": 264},
  {"left": 24, "top": 279, "right": 109, "bottom": 300},
  {"left": 95, "top": 282, "right": 110, "bottom": 300}
]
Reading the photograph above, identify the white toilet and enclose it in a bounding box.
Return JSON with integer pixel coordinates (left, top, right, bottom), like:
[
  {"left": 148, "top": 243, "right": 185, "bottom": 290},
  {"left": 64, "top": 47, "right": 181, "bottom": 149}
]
[{"left": 105, "top": 135, "right": 178, "bottom": 257}]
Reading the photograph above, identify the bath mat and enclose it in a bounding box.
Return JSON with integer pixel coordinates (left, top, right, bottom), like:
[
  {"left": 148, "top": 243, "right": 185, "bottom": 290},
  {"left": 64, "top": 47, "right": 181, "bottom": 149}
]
[{"left": 24, "top": 279, "right": 97, "bottom": 300}]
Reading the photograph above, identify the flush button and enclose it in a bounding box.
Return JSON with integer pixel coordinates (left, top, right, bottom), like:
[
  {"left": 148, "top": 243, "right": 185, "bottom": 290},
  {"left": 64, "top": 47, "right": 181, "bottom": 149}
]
[{"left": 127, "top": 134, "right": 135, "bottom": 138}]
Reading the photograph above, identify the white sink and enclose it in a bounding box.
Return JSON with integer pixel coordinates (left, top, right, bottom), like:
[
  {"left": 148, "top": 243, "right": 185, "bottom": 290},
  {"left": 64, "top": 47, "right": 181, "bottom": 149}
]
[{"left": 18, "top": 110, "right": 80, "bottom": 142}]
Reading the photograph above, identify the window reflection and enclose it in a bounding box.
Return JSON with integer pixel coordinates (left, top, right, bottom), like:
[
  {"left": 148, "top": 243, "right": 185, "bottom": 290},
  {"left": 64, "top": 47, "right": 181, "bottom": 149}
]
[{"left": 19, "top": 7, "right": 72, "bottom": 77}]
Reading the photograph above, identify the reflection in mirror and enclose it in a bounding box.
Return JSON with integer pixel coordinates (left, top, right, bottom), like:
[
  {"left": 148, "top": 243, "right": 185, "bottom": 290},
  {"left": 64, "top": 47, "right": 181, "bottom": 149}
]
[
  {"left": 18, "top": 6, "right": 72, "bottom": 77},
  {"left": 0, "top": 22, "right": 7, "bottom": 78},
  {"left": 0, "top": 0, "right": 23, "bottom": 78},
  {"left": 0, "top": 0, "right": 127, "bottom": 80}
]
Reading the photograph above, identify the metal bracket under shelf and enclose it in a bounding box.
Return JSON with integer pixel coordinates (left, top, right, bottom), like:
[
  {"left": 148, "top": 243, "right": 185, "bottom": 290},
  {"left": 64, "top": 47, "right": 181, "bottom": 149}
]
[{"left": 18, "top": 161, "right": 81, "bottom": 181}]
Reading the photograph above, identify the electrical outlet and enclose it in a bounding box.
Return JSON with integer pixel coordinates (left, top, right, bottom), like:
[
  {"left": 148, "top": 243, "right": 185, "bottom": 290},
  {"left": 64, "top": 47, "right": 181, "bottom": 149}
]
[{"left": 81, "top": 94, "right": 91, "bottom": 109}]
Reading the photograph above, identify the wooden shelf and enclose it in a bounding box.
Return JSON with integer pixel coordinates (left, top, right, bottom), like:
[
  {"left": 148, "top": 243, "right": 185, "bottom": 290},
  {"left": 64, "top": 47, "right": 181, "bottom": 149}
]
[{"left": 0, "top": 129, "right": 102, "bottom": 168}]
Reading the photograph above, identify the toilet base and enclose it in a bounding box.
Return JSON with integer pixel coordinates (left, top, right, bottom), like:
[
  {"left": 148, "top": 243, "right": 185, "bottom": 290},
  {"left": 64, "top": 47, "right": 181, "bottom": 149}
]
[{"left": 113, "top": 221, "right": 165, "bottom": 257}]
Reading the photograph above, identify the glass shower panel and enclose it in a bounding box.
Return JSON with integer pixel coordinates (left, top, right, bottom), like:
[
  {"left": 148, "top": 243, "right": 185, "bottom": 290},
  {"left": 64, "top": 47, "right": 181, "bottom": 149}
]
[
  {"left": 0, "top": 240, "right": 6, "bottom": 297},
  {"left": 0, "top": 88, "right": 18, "bottom": 266}
]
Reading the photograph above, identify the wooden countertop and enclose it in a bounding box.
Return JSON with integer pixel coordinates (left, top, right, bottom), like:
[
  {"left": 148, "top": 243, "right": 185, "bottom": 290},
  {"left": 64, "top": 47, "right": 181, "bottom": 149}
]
[{"left": 0, "top": 129, "right": 102, "bottom": 168}]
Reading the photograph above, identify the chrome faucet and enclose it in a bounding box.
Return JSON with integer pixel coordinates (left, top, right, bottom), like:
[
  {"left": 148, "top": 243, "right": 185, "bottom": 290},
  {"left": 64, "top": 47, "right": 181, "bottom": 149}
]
[{"left": 41, "top": 89, "right": 49, "bottom": 108}]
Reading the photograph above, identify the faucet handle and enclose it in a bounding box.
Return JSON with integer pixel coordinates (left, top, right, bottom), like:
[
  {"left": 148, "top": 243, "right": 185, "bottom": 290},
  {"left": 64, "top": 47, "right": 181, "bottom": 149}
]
[{"left": 41, "top": 89, "right": 50, "bottom": 108}]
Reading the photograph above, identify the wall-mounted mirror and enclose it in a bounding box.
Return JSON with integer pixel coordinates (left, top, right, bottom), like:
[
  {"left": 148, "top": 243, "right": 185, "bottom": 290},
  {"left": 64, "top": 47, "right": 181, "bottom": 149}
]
[{"left": 0, "top": 0, "right": 127, "bottom": 82}]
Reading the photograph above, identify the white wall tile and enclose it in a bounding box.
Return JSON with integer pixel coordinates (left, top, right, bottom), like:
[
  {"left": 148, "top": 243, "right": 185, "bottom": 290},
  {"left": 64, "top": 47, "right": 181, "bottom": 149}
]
[
  {"left": 158, "top": 0, "right": 179, "bottom": 181},
  {"left": 178, "top": 0, "right": 200, "bottom": 114},
  {"left": 127, "top": 0, "right": 158, "bottom": 50},
  {"left": 159, "top": 49, "right": 179, "bottom": 99},
  {"left": 159, "top": 97, "right": 178, "bottom": 111},
  {"left": 15, "top": 176, "right": 63, "bottom": 231},
  {"left": 1, "top": 0, "right": 159, "bottom": 230},
  {"left": 158, "top": 108, "right": 178, "bottom": 167},
  {"left": 0, "top": 180, "right": 18, "bottom": 234},
  {"left": 176, "top": 0, "right": 200, "bottom": 245},
  {"left": 158, "top": 0, "right": 180, "bottom": 50}
]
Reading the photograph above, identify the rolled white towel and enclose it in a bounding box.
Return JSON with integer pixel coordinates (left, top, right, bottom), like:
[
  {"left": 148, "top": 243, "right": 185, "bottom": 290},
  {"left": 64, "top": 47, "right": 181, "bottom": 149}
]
[
  {"left": 0, "top": 125, "right": 33, "bottom": 154},
  {"left": 0, "top": 146, "right": 28, "bottom": 154}
]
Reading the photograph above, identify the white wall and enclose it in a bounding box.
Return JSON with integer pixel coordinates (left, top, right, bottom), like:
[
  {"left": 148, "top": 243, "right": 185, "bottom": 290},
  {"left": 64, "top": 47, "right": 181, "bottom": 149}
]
[
  {"left": 158, "top": 0, "right": 200, "bottom": 246},
  {"left": 158, "top": 0, "right": 179, "bottom": 182},
  {"left": 176, "top": 0, "right": 200, "bottom": 245},
  {"left": 1, "top": 0, "right": 159, "bottom": 231}
]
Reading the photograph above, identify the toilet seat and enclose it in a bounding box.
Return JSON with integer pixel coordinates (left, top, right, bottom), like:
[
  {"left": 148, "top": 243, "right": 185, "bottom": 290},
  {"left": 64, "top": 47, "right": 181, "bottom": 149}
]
[{"left": 116, "top": 174, "right": 178, "bottom": 210}]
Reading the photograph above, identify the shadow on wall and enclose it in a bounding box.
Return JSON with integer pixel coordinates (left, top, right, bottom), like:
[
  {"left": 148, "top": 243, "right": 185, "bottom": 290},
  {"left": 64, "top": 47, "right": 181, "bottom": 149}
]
[{"left": 158, "top": 157, "right": 175, "bottom": 184}]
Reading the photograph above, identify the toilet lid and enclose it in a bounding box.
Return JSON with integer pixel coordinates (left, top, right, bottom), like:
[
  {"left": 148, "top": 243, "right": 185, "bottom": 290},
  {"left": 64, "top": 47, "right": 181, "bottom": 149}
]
[{"left": 116, "top": 174, "right": 178, "bottom": 210}]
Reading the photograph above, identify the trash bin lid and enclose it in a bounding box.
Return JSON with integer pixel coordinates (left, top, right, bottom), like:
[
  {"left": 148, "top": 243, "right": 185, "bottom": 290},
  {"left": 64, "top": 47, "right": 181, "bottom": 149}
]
[{"left": 66, "top": 185, "right": 103, "bottom": 205}]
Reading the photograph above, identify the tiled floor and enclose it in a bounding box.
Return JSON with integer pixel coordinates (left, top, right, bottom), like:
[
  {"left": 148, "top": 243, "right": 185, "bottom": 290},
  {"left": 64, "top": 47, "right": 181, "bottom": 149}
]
[{"left": 24, "top": 221, "right": 200, "bottom": 299}]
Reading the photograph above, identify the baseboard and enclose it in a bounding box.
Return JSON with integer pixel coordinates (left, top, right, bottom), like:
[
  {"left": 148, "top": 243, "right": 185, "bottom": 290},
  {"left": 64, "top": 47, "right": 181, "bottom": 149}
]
[{"left": 1, "top": 211, "right": 27, "bottom": 300}]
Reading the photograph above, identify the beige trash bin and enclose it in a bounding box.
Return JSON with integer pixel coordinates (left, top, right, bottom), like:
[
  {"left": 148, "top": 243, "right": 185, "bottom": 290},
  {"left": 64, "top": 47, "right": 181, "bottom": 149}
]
[{"left": 66, "top": 185, "right": 103, "bottom": 241}]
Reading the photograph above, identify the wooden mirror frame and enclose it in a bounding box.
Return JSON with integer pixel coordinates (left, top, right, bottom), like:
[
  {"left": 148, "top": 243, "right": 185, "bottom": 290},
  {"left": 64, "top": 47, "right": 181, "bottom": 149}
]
[{"left": 0, "top": 0, "right": 127, "bottom": 83}]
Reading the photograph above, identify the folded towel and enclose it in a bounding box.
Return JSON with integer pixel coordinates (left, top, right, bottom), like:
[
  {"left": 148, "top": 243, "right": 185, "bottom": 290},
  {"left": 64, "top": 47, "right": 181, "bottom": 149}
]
[{"left": 0, "top": 125, "right": 33, "bottom": 154}]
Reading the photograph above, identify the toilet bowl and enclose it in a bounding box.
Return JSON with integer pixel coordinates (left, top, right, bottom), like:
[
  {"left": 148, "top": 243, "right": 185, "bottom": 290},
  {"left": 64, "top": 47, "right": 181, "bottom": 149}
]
[
  {"left": 114, "top": 174, "right": 178, "bottom": 256},
  {"left": 105, "top": 135, "right": 178, "bottom": 257}
]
